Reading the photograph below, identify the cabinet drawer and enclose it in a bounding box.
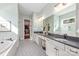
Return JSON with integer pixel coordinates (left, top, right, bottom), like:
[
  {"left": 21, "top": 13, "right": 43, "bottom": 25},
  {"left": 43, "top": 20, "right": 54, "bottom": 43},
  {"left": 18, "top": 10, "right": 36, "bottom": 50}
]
[{"left": 65, "top": 45, "right": 79, "bottom": 56}]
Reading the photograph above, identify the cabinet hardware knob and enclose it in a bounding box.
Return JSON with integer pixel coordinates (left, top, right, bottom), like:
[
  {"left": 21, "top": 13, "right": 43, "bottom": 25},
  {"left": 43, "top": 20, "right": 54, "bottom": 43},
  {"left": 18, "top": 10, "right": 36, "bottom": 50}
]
[{"left": 54, "top": 48, "right": 58, "bottom": 50}]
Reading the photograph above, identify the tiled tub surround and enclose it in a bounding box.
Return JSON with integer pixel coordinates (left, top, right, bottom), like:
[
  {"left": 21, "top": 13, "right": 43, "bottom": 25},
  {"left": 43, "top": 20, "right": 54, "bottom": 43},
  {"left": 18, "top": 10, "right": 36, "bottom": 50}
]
[{"left": 34, "top": 32, "right": 79, "bottom": 56}]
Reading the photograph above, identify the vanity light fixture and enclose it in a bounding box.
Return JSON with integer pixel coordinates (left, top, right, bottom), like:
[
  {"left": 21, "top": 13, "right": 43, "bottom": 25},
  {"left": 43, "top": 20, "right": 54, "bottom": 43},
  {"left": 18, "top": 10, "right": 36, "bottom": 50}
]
[
  {"left": 54, "top": 3, "right": 64, "bottom": 12},
  {"left": 54, "top": 3, "right": 73, "bottom": 12},
  {"left": 38, "top": 16, "right": 44, "bottom": 22}
]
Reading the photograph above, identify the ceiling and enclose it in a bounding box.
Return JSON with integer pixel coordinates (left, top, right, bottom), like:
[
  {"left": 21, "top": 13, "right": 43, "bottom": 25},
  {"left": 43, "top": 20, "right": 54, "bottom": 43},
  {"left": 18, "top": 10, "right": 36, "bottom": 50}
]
[
  {"left": 19, "top": 3, "right": 48, "bottom": 16},
  {"left": 0, "top": 3, "right": 13, "bottom": 10}
]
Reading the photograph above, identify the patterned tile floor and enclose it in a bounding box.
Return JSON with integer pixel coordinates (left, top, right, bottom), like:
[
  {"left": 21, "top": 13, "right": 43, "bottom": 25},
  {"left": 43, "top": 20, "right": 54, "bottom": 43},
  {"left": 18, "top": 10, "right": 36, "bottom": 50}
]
[{"left": 15, "top": 39, "right": 47, "bottom": 56}]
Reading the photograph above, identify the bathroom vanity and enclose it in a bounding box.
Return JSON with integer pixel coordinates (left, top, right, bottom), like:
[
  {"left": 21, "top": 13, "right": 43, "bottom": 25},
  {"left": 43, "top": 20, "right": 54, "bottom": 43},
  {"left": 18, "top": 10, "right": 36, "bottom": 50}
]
[
  {"left": 32, "top": 3, "right": 79, "bottom": 56},
  {"left": 33, "top": 32, "right": 79, "bottom": 56}
]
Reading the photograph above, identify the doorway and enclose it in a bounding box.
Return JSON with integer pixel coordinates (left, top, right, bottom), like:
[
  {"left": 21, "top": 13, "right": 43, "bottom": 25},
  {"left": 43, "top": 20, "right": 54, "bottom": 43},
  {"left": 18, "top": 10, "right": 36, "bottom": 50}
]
[{"left": 24, "top": 20, "right": 30, "bottom": 39}]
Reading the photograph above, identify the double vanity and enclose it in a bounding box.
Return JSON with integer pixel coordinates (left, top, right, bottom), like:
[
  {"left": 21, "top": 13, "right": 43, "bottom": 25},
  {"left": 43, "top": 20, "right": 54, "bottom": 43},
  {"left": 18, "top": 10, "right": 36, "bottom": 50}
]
[
  {"left": 33, "top": 32, "right": 79, "bottom": 56},
  {"left": 32, "top": 3, "right": 79, "bottom": 56}
]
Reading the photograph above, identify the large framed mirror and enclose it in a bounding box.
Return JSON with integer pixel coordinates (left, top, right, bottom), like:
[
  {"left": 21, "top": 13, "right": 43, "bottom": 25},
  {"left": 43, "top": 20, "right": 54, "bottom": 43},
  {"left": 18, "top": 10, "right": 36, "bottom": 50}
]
[{"left": 43, "top": 3, "right": 77, "bottom": 37}]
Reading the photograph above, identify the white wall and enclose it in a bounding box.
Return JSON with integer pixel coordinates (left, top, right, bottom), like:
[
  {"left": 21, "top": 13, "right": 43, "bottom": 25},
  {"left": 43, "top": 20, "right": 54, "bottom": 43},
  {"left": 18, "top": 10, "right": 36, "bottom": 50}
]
[{"left": 0, "top": 3, "right": 19, "bottom": 40}]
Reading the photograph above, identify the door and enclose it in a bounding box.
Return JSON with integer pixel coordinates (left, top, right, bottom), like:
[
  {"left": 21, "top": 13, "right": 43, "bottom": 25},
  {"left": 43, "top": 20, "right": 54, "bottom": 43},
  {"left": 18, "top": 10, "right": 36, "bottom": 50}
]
[{"left": 24, "top": 20, "right": 30, "bottom": 39}]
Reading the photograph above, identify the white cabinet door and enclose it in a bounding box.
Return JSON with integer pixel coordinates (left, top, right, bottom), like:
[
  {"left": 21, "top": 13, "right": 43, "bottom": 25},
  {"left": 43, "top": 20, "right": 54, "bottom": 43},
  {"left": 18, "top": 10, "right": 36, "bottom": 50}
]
[
  {"left": 36, "top": 35, "right": 40, "bottom": 45},
  {"left": 33, "top": 34, "right": 37, "bottom": 41},
  {"left": 33, "top": 34, "right": 39, "bottom": 45},
  {"left": 65, "top": 45, "right": 79, "bottom": 56},
  {"left": 52, "top": 38, "right": 65, "bottom": 50},
  {"left": 46, "top": 38, "right": 67, "bottom": 56},
  {"left": 58, "top": 49, "right": 71, "bottom": 56},
  {"left": 46, "top": 38, "right": 57, "bottom": 56}
]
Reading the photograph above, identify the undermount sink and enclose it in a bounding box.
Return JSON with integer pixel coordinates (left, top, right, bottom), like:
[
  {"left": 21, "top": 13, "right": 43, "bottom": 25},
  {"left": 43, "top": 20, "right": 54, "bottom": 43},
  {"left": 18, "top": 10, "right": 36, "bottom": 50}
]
[{"left": 60, "top": 39, "right": 68, "bottom": 42}]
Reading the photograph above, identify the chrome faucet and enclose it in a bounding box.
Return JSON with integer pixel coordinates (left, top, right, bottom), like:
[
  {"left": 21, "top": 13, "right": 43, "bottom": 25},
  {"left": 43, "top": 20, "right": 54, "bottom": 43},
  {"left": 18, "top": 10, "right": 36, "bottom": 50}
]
[{"left": 64, "top": 34, "right": 67, "bottom": 39}]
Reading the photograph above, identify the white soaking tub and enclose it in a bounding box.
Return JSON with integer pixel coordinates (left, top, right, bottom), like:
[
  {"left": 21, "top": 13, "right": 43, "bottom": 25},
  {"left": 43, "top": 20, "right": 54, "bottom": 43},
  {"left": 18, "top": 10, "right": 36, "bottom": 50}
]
[
  {"left": 0, "top": 39, "right": 19, "bottom": 56},
  {"left": 0, "top": 40, "right": 12, "bottom": 54}
]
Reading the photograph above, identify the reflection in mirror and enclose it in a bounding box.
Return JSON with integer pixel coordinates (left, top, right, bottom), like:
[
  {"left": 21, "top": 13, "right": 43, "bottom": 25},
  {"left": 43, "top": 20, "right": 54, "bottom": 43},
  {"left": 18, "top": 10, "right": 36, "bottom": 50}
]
[
  {"left": 43, "top": 3, "right": 76, "bottom": 37},
  {"left": 43, "top": 15, "right": 53, "bottom": 34},
  {"left": 53, "top": 3, "right": 76, "bottom": 36}
]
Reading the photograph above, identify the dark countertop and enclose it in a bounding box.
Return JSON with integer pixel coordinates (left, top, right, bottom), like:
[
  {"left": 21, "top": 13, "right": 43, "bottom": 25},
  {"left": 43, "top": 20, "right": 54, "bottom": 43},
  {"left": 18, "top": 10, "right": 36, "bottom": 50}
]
[{"left": 35, "top": 32, "right": 79, "bottom": 49}]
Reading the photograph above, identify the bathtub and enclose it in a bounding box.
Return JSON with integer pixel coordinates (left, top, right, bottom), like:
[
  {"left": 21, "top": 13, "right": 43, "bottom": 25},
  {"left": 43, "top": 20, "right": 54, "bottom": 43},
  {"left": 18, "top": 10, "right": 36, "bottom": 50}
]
[{"left": 0, "top": 39, "right": 19, "bottom": 56}]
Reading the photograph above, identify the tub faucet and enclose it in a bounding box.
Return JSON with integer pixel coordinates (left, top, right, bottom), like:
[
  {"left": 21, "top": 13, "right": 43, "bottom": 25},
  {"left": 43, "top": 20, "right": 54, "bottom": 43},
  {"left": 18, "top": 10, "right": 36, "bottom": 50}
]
[{"left": 7, "top": 38, "right": 13, "bottom": 41}]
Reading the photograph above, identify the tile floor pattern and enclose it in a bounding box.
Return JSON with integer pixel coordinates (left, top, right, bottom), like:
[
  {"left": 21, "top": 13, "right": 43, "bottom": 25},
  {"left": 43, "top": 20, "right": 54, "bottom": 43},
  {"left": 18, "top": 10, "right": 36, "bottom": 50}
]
[{"left": 15, "top": 39, "right": 47, "bottom": 56}]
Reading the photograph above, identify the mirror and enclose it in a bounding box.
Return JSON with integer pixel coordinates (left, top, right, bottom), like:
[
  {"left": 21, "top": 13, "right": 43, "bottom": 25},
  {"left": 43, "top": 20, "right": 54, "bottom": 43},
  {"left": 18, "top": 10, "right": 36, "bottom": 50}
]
[
  {"left": 0, "top": 17, "right": 11, "bottom": 32},
  {"left": 43, "top": 3, "right": 76, "bottom": 36},
  {"left": 43, "top": 15, "right": 54, "bottom": 33}
]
